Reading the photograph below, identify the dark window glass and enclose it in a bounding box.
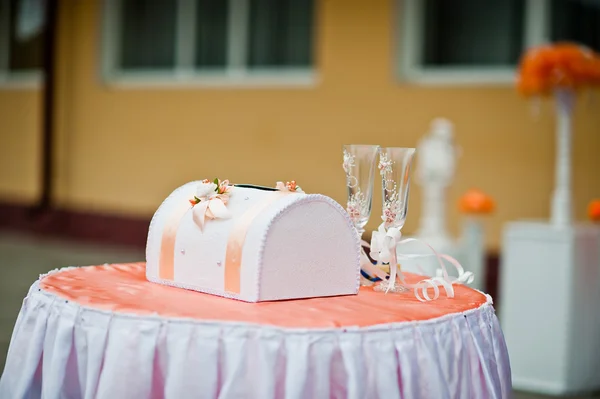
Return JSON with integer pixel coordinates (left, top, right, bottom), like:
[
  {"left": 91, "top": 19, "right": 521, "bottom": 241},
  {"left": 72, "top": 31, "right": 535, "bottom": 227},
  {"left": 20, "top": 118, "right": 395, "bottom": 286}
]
[
  {"left": 551, "top": 0, "right": 600, "bottom": 52},
  {"left": 196, "top": 0, "right": 228, "bottom": 68},
  {"left": 422, "top": 0, "right": 525, "bottom": 66},
  {"left": 8, "top": 0, "right": 44, "bottom": 71},
  {"left": 120, "top": 0, "right": 176, "bottom": 70},
  {"left": 248, "top": 0, "right": 314, "bottom": 68}
]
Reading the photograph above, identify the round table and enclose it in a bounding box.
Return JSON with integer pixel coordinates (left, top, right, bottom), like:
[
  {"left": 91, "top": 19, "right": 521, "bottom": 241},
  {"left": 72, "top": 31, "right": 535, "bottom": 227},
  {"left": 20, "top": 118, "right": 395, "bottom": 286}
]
[{"left": 0, "top": 263, "right": 511, "bottom": 399}]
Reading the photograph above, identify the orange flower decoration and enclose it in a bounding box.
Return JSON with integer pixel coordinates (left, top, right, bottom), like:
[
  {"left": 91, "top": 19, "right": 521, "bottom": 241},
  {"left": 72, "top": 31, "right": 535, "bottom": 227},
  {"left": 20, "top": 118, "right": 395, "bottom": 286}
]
[
  {"left": 458, "top": 189, "right": 495, "bottom": 215},
  {"left": 588, "top": 199, "right": 600, "bottom": 222},
  {"left": 286, "top": 181, "right": 298, "bottom": 191},
  {"left": 517, "top": 42, "right": 600, "bottom": 97}
]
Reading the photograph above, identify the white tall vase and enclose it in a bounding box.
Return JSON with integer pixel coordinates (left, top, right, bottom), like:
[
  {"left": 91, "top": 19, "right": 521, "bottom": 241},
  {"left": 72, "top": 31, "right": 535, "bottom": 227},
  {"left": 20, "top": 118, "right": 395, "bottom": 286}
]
[{"left": 551, "top": 89, "right": 575, "bottom": 227}]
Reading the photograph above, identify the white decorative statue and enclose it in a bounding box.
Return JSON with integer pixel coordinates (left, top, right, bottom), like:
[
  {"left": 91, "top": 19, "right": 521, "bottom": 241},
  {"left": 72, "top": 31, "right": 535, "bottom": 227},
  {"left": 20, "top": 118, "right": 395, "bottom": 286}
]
[
  {"left": 400, "top": 118, "right": 490, "bottom": 291},
  {"left": 414, "top": 118, "right": 459, "bottom": 250}
]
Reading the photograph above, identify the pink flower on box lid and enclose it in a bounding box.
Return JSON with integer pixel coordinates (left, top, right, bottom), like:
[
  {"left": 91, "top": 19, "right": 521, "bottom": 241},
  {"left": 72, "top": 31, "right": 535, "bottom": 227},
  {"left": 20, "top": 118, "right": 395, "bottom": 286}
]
[
  {"left": 190, "top": 178, "right": 233, "bottom": 230},
  {"left": 276, "top": 180, "right": 304, "bottom": 193}
]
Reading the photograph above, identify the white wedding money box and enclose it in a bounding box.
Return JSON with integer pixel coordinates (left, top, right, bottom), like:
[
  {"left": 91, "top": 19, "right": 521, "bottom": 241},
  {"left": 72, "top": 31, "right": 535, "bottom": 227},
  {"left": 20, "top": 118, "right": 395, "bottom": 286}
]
[{"left": 146, "top": 180, "right": 361, "bottom": 302}]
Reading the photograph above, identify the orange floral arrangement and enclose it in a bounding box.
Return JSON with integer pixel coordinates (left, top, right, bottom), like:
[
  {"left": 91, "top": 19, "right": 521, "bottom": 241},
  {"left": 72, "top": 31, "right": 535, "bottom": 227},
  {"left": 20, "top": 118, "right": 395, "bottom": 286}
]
[
  {"left": 517, "top": 42, "right": 600, "bottom": 97},
  {"left": 458, "top": 189, "right": 495, "bottom": 215},
  {"left": 588, "top": 199, "right": 600, "bottom": 222}
]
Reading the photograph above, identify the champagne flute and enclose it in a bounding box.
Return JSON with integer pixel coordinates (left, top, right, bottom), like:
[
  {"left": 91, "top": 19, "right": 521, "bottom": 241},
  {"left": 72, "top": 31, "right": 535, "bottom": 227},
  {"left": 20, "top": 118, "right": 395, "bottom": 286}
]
[
  {"left": 374, "top": 147, "right": 416, "bottom": 293},
  {"left": 342, "top": 145, "right": 383, "bottom": 284},
  {"left": 343, "top": 145, "right": 379, "bottom": 235}
]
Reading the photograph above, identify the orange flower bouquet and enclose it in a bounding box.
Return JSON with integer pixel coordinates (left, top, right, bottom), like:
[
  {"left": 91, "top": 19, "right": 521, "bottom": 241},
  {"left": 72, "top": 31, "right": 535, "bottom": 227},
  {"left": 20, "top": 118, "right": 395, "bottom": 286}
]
[
  {"left": 517, "top": 42, "right": 600, "bottom": 226},
  {"left": 517, "top": 42, "right": 600, "bottom": 97}
]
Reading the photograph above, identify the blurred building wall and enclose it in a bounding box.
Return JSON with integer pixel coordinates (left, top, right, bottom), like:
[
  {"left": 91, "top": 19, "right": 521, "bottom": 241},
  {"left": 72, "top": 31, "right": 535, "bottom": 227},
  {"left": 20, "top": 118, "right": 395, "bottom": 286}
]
[
  {"left": 0, "top": 89, "right": 40, "bottom": 200},
  {"left": 0, "top": 0, "right": 599, "bottom": 251}
]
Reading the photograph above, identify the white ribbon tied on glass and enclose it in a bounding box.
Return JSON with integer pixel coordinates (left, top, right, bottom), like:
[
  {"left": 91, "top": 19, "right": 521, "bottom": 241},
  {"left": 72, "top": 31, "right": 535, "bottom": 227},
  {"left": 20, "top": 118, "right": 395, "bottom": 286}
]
[
  {"left": 370, "top": 224, "right": 402, "bottom": 293},
  {"left": 370, "top": 222, "right": 474, "bottom": 301}
]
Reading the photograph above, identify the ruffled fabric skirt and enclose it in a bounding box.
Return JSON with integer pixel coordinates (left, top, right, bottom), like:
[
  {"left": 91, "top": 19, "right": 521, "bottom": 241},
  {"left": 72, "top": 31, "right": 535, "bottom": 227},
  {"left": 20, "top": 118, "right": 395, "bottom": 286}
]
[{"left": 0, "top": 267, "right": 511, "bottom": 399}]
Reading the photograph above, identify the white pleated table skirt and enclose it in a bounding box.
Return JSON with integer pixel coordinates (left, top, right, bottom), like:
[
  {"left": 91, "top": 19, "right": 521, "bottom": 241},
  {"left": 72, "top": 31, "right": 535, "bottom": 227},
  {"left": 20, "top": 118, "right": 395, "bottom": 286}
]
[{"left": 0, "top": 264, "right": 511, "bottom": 399}]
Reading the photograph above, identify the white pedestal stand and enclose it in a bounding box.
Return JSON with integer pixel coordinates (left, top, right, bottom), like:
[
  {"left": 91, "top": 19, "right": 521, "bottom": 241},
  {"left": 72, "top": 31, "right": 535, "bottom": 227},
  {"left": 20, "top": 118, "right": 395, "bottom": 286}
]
[
  {"left": 499, "top": 222, "right": 600, "bottom": 395},
  {"left": 460, "top": 217, "right": 486, "bottom": 291},
  {"left": 499, "top": 89, "right": 600, "bottom": 394}
]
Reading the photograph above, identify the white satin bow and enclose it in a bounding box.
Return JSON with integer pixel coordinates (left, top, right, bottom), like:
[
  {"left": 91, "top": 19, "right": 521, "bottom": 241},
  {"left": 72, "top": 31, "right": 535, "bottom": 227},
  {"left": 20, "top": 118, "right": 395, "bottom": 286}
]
[
  {"left": 370, "top": 224, "right": 401, "bottom": 264},
  {"left": 369, "top": 222, "right": 475, "bottom": 300},
  {"left": 370, "top": 223, "right": 403, "bottom": 293}
]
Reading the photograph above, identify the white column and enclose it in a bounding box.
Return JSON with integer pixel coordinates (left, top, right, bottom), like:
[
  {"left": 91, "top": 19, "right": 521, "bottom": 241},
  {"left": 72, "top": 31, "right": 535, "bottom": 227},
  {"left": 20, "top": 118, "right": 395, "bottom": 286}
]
[
  {"left": 418, "top": 183, "right": 450, "bottom": 242},
  {"left": 551, "top": 89, "right": 575, "bottom": 227}
]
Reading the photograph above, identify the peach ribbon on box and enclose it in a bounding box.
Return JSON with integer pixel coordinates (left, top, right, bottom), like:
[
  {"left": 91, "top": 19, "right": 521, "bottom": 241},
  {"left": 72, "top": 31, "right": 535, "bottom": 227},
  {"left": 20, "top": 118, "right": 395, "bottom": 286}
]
[
  {"left": 159, "top": 190, "right": 289, "bottom": 294},
  {"left": 223, "top": 192, "right": 288, "bottom": 293},
  {"left": 159, "top": 190, "right": 196, "bottom": 281}
]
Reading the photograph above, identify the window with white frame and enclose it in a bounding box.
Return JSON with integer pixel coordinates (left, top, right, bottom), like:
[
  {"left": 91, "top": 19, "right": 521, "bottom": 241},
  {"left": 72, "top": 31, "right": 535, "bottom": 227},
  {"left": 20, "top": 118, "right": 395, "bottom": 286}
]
[
  {"left": 103, "top": 0, "right": 315, "bottom": 86},
  {"left": 400, "top": 0, "right": 600, "bottom": 84},
  {"left": 0, "top": 0, "right": 44, "bottom": 85}
]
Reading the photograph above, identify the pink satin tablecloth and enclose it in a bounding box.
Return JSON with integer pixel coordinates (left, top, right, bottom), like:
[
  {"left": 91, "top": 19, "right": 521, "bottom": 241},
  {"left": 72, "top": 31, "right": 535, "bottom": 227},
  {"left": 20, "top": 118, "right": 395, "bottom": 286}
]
[
  {"left": 0, "top": 263, "right": 511, "bottom": 399},
  {"left": 41, "top": 262, "right": 488, "bottom": 327}
]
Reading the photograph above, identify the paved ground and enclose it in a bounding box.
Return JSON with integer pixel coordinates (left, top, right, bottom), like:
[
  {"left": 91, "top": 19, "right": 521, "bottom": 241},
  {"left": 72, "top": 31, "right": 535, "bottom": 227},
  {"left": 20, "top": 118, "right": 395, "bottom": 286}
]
[
  {"left": 0, "top": 231, "right": 597, "bottom": 398},
  {"left": 0, "top": 232, "right": 144, "bottom": 378}
]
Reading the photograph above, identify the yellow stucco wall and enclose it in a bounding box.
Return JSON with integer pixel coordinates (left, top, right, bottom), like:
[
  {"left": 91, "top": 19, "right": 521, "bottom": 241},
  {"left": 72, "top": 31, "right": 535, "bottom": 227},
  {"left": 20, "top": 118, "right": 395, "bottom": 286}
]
[
  {"left": 0, "top": 89, "right": 41, "bottom": 201},
  {"left": 1, "top": 0, "right": 599, "bottom": 250}
]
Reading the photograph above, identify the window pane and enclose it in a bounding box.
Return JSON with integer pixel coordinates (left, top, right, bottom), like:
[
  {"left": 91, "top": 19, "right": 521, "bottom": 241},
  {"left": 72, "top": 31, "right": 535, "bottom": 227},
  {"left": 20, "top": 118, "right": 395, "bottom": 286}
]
[
  {"left": 196, "top": 0, "right": 228, "bottom": 68},
  {"left": 120, "top": 0, "right": 176, "bottom": 70},
  {"left": 8, "top": 0, "right": 44, "bottom": 71},
  {"left": 422, "top": 0, "right": 524, "bottom": 66},
  {"left": 551, "top": 0, "right": 600, "bottom": 52},
  {"left": 248, "top": 0, "right": 314, "bottom": 68}
]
